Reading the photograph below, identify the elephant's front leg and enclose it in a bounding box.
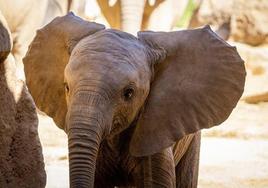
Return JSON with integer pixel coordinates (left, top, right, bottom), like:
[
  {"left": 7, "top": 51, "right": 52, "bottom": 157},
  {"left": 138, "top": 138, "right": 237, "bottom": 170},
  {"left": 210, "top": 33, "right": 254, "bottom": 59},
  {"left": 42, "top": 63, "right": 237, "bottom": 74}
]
[
  {"left": 137, "top": 147, "right": 176, "bottom": 188},
  {"left": 175, "top": 132, "right": 201, "bottom": 188}
]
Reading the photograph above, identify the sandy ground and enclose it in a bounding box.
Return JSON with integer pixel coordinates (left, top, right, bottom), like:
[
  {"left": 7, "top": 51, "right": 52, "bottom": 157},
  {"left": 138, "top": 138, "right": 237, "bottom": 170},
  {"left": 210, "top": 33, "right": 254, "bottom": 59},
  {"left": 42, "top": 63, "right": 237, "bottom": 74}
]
[{"left": 38, "top": 101, "right": 268, "bottom": 188}]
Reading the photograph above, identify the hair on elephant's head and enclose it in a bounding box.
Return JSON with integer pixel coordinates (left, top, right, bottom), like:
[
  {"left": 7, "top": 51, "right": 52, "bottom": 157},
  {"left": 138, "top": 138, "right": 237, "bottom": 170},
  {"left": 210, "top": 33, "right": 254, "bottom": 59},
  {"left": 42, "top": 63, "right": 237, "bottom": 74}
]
[{"left": 24, "top": 12, "right": 246, "bottom": 187}]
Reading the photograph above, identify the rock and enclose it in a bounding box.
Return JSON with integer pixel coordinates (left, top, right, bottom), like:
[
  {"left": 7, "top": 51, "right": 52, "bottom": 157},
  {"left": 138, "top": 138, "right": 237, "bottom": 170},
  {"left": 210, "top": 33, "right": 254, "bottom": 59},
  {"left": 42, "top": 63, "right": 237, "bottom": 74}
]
[
  {"left": 190, "top": 0, "right": 233, "bottom": 26},
  {"left": 230, "top": 0, "right": 268, "bottom": 46},
  {"left": 243, "top": 92, "right": 268, "bottom": 104},
  {"left": 189, "top": 0, "right": 268, "bottom": 46},
  {"left": 202, "top": 101, "right": 268, "bottom": 139},
  {"left": 231, "top": 42, "right": 268, "bottom": 102}
]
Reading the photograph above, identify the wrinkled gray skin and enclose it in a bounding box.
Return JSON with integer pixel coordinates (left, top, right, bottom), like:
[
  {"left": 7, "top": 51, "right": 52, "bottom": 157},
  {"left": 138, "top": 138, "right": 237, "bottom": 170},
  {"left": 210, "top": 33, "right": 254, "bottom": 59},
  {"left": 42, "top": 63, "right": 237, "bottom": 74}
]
[
  {"left": 0, "top": 11, "right": 46, "bottom": 188},
  {"left": 24, "top": 13, "right": 246, "bottom": 188},
  {"left": 65, "top": 29, "right": 199, "bottom": 187}
]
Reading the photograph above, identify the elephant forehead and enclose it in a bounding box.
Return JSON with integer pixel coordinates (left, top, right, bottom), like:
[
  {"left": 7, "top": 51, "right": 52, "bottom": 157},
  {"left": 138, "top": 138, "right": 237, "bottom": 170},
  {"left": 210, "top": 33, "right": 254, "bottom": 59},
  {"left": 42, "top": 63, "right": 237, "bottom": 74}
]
[
  {"left": 71, "top": 29, "right": 148, "bottom": 64},
  {"left": 66, "top": 55, "right": 148, "bottom": 88},
  {"left": 65, "top": 30, "right": 151, "bottom": 88},
  {"left": 68, "top": 30, "right": 150, "bottom": 76}
]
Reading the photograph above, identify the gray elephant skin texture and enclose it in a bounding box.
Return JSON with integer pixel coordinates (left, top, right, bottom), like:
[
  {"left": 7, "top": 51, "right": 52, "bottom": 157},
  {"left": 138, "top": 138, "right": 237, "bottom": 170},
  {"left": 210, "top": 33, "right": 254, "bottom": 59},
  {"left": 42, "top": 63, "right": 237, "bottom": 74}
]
[
  {"left": 24, "top": 13, "right": 246, "bottom": 188},
  {"left": 0, "top": 8, "right": 46, "bottom": 188}
]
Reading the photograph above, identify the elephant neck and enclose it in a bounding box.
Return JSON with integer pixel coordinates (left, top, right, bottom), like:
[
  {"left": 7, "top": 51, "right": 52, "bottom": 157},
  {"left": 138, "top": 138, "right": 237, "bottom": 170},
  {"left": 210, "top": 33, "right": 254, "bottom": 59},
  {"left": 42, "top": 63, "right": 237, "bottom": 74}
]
[
  {"left": 95, "top": 125, "right": 137, "bottom": 186},
  {"left": 95, "top": 113, "right": 142, "bottom": 186}
]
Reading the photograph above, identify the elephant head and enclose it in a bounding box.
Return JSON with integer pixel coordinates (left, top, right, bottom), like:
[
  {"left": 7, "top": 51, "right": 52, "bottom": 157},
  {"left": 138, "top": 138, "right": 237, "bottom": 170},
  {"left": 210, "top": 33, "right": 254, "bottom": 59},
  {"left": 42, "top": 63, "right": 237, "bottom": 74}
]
[{"left": 24, "top": 13, "right": 245, "bottom": 187}]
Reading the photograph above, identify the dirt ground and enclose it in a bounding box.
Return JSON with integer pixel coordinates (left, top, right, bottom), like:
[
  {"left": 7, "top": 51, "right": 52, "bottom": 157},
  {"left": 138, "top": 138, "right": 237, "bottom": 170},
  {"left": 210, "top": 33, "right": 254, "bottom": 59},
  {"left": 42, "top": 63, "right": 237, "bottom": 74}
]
[{"left": 38, "top": 101, "right": 268, "bottom": 188}]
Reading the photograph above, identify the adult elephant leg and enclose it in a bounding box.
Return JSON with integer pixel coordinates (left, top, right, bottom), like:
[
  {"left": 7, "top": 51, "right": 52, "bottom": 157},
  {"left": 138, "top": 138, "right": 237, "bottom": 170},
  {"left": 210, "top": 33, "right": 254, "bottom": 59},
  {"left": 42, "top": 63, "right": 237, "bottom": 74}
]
[
  {"left": 175, "top": 132, "right": 201, "bottom": 188},
  {"left": 97, "top": 0, "right": 121, "bottom": 29},
  {"left": 137, "top": 147, "right": 176, "bottom": 187},
  {"left": 97, "top": 0, "right": 146, "bottom": 32},
  {"left": 121, "top": 0, "right": 146, "bottom": 35},
  {"left": 43, "top": 0, "right": 69, "bottom": 25},
  {"left": 0, "top": 0, "right": 48, "bottom": 80}
]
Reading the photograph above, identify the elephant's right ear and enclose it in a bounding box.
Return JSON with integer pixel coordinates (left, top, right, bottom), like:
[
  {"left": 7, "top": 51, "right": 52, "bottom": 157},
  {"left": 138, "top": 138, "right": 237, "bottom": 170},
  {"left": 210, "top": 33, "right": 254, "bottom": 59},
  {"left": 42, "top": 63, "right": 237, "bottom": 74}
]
[{"left": 23, "top": 12, "right": 105, "bottom": 129}]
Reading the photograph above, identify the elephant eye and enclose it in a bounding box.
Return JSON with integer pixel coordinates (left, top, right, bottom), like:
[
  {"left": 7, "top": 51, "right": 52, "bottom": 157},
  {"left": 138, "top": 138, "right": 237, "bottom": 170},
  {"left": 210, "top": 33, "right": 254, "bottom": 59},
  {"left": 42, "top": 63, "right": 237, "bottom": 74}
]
[
  {"left": 64, "top": 83, "right": 69, "bottom": 93},
  {"left": 123, "top": 87, "right": 134, "bottom": 101}
]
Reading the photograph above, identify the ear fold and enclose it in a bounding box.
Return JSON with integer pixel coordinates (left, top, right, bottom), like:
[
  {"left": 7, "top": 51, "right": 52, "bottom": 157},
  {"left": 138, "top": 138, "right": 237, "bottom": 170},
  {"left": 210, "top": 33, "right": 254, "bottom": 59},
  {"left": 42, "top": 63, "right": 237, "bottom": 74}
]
[
  {"left": 23, "top": 12, "right": 105, "bottom": 129},
  {"left": 130, "top": 26, "right": 246, "bottom": 156}
]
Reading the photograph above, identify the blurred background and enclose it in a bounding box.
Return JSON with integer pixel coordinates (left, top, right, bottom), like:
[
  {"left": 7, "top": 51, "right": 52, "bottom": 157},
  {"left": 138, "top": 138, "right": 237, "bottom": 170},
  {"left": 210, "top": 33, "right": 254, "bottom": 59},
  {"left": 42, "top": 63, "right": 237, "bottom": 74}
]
[{"left": 2, "top": 0, "right": 267, "bottom": 187}]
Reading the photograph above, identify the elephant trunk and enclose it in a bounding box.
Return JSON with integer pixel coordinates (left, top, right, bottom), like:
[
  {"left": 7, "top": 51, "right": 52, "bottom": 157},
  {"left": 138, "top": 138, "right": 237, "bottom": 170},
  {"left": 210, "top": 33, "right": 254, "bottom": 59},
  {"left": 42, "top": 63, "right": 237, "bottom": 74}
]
[
  {"left": 67, "top": 95, "right": 107, "bottom": 188},
  {"left": 120, "top": 0, "right": 146, "bottom": 35}
]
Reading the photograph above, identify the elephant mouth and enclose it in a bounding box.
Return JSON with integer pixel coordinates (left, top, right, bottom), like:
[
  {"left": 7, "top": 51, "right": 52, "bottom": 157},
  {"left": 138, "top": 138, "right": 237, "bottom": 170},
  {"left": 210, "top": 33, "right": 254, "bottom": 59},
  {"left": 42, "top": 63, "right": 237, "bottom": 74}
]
[{"left": 109, "top": 117, "right": 127, "bottom": 136}]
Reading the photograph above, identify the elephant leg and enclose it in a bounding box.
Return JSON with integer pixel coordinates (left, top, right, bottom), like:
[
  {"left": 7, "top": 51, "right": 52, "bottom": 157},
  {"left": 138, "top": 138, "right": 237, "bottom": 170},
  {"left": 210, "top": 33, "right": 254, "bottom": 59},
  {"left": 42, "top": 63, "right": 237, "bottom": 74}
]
[
  {"left": 175, "top": 131, "right": 201, "bottom": 188},
  {"left": 134, "top": 147, "right": 176, "bottom": 188},
  {"left": 96, "top": 0, "right": 121, "bottom": 29}
]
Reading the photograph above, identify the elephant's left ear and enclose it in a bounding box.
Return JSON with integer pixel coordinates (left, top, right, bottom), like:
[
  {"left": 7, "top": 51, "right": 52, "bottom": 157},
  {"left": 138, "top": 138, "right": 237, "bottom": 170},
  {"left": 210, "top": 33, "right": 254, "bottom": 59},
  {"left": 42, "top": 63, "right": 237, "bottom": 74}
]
[
  {"left": 130, "top": 26, "right": 246, "bottom": 157},
  {"left": 23, "top": 12, "right": 105, "bottom": 130}
]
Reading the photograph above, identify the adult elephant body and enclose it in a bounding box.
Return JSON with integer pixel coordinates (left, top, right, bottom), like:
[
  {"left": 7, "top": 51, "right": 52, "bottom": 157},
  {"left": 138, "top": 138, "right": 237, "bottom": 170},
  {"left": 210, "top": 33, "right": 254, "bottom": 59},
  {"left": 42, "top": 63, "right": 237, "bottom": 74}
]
[
  {"left": 0, "top": 12, "right": 46, "bottom": 188},
  {"left": 24, "top": 13, "right": 246, "bottom": 187},
  {"left": 0, "top": 0, "right": 69, "bottom": 80},
  {"left": 0, "top": 1, "right": 69, "bottom": 186}
]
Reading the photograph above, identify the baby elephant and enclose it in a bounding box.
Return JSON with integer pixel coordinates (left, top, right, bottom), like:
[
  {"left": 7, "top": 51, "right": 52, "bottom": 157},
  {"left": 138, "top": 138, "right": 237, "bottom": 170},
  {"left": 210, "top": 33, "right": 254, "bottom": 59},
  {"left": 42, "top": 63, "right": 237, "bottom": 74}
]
[{"left": 24, "top": 13, "right": 245, "bottom": 188}]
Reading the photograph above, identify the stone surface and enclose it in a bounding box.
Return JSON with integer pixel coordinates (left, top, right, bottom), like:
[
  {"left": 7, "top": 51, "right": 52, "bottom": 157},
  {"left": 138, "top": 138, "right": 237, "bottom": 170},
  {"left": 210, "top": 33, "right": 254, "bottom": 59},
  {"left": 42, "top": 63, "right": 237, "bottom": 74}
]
[
  {"left": 231, "top": 42, "right": 268, "bottom": 102},
  {"left": 190, "top": 0, "right": 268, "bottom": 46}
]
